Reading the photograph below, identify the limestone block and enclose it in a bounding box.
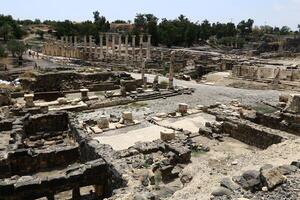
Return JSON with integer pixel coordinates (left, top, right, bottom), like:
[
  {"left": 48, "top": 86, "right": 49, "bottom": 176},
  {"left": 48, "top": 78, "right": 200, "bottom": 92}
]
[
  {"left": 0, "top": 89, "right": 11, "bottom": 106},
  {"left": 24, "top": 94, "right": 35, "bottom": 108},
  {"left": 122, "top": 111, "right": 133, "bottom": 124},
  {"left": 178, "top": 103, "right": 188, "bottom": 114},
  {"left": 160, "top": 129, "right": 175, "bottom": 141},
  {"left": 80, "top": 88, "right": 89, "bottom": 101},
  {"left": 284, "top": 94, "right": 300, "bottom": 114},
  {"left": 97, "top": 115, "right": 109, "bottom": 129},
  {"left": 57, "top": 97, "right": 68, "bottom": 105}
]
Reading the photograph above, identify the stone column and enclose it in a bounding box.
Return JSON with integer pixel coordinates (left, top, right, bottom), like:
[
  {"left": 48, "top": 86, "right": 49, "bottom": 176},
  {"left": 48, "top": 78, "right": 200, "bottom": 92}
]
[
  {"left": 141, "top": 58, "right": 147, "bottom": 88},
  {"left": 139, "top": 44, "right": 143, "bottom": 61},
  {"left": 125, "top": 35, "right": 129, "bottom": 62},
  {"left": 69, "top": 36, "right": 73, "bottom": 58},
  {"left": 112, "top": 34, "right": 116, "bottom": 57},
  {"left": 84, "top": 35, "right": 87, "bottom": 58},
  {"left": 69, "top": 36, "right": 73, "bottom": 47},
  {"left": 139, "top": 34, "right": 143, "bottom": 58},
  {"left": 118, "top": 34, "right": 122, "bottom": 57},
  {"left": 74, "top": 36, "right": 78, "bottom": 58},
  {"left": 89, "top": 35, "right": 93, "bottom": 59},
  {"left": 146, "top": 35, "right": 151, "bottom": 59},
  {"left": 99, "top": 34, "right": 104, "bottom": 59},
  {"left": 106, "top": 33, "right": 110, "bottom": 57},
  {"left": 65, "top": 36, "right": 68, "bottom": 47},
  {"left": 169, "top": 51, "right": 175, "bottom": 90},
  {"left": 132, "top": 35, "right": 136, "bottom": 60}
]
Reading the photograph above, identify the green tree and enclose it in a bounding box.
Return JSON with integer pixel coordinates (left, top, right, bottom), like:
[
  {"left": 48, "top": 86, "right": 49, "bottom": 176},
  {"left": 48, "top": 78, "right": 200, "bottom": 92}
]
[
  {"left": 237, "top": 19, "right": 254, "bottom": 37},
  {"left": 133, "top": 14, "right": 159, "bottom": 46},
  {"left": 0, "top": 23, "right": 13, "bottom": 41},
  {"left": 280, "top": 26, "right": 291, "bottom": 35},
  {"left": 7, "top": 40, "right": 28, "bottom": 60},
  {"left": 36, "top": 29, "right": 44, "bottom": 39},
  {"left": 199, "top": 20, "right": 212, "bottom": 41},
  {"left": 158, "top": 18, "right": 177, "bottom": 47},
  {"left": 0, "top": 45, "right": 6, "bottom": 57}
]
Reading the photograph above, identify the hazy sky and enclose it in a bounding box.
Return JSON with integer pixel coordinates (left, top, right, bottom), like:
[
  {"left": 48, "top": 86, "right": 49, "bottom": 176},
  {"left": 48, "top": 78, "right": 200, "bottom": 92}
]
[{"left": 1, "top": 0, "right": 300, "bottom": 29}]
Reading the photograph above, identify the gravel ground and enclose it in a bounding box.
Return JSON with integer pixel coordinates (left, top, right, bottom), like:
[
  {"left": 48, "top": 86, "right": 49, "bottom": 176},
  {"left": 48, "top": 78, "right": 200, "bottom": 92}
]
[{"left": 171, "top": 138, "right": 300, "bottom": 200}]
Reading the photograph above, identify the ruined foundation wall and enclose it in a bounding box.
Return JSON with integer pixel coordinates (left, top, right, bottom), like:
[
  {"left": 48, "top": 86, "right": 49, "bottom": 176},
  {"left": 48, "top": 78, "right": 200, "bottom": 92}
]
[
  {"left": 220, "top": 117, "right": 285, "bottom": 149},
  {"left": 232, "top": 65, "right": 300, "bottom": 81},
  {"left": 25, "top": 71, "right": 132, "bottom": 92}
]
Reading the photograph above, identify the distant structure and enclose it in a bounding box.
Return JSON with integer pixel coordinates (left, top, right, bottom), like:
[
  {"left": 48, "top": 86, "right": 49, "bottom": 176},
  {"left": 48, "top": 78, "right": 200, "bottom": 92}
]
[{"left": 42, "top": 33, "right": 152, "bottom": 61}]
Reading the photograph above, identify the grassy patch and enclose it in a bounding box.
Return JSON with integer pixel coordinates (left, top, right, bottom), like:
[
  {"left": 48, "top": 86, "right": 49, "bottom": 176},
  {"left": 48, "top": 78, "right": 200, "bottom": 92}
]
[
  {"left": 191, "top": 149, "right": 207, "bottom": 157},
  {"left": 128, "top": 101, "right": 148, "bottom": 108},
  {"left": 94, "top": 91, "right": 105, "bottom": 96},
  {"left": 252, "top": 104, "right": 277, "bottom": 114}
]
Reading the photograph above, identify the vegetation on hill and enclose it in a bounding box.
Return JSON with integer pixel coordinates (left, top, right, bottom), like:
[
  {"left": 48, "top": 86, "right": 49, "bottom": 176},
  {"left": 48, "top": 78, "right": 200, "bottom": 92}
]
[{"left": 0, "top": 11, "right": 300, "bottom": 49}]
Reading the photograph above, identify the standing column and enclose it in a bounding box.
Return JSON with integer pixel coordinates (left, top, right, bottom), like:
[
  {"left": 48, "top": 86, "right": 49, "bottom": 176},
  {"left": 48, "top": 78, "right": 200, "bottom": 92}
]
[
  {"left": 84, "top": 35, "right": 87, "bottom": 58},
  {"left": 139, "top": 44, "right": 143, "bottom": 61},
  {"left": 99, "top": 34, "right": 104, "bottom": 59},
  {"left": 169, "top": 51, "right": 175, "bottom": 90},
  {"left": 139, "top": 34, "right": 143, "bottom": 58},
  {"left": 146, "top": 35, "right": 151, "bottom": 59},
  {"left": 141, "top": 58, "right": 147, "bottom": 88},
  {"left": 112, "top": 34, "right": 116, "bottom": 57},
  {"left": 89, "top": 35, "right": 93, "bottom": 59},
  {"left": 106, "top": 33, "right": 110, "bottom": 57},
  {"left": 65, "top": 36, "right": 68, "bottom": 47},
  {"left": 69, "top": 36, "right": 73, "bottom": 58},
  {"left": 125, "top": 35, "right": 129, "bottom": 62},
  {"left": 74, "top": 36, "right": 78, "bottom": 58},
  {"left": 69, "top": 36, "right": 73, "bottom": 46},
  {"left": 60, "top": 36, "right": 65, "bottom": 57},
  {"left": 132, "top": 35, "right": 136, "bottom": 60},
  {"left": 118, "top": 34, "right": 122, "bottom": 57},
  {"left": 64, "top": 36, "right": 68, "bottom": 57}
]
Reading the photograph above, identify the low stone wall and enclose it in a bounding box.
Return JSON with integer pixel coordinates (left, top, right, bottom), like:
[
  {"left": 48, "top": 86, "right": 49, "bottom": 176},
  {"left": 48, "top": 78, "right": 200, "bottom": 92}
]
[
  {"left": 221, "top": 117, "right": 286, "bottom": 149},
  {"left": 232, "top": 65, "right": 300, "bottom": 81},
  {"left": 24, "top": 112, "right": 69, "bottom": 136},
  {"left": 22, "top": 71, "right": 132, "bottom": 92},
  {"left": 252, "top": 112, "right": 300, "bottom": 136},
  {"left": 0, "top": 146, "right": 79, "bottom": 179},
  {"left": 0, "top": 159, "right": 111, "bottom": 200},
  {"left": 121, "top": 79, "right": 143, "bottom": 92}
]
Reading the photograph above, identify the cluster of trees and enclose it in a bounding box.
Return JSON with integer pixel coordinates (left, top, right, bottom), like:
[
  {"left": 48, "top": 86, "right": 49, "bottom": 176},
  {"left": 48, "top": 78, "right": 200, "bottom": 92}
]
[
  {"left": 47, "top": 12, "right": 299, "bottom": 48},
  {"left": 1, "top": 12, "right": 300, "bottom": 50},
  {"left": 47, "top": 11, "right": 110, "bottom": 44},
  {"left": 0, "top": 15, "right": 28, "bottom": 60},
  {"left": 0, "top": 15, "right": 26, "bottom": 41}
]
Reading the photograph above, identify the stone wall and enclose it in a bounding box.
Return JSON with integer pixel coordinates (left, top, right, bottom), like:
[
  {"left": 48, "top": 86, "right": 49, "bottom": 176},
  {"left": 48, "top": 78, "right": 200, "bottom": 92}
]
[
  {"left": 24, "top": 112, "right": 69, "bottom": 136},
  {"left": 22, "top": 71, "right": 133, "bottom": 92},
  {"left": 0, "top": 159, "right": 111, "bottom": 200},
  {"left": 0, "top": 146, "right": 79, "bottom": 179},
  {"left": 220, "top": 117, "right": 286, "bottom": 149},
  {"left": 232, "top": 65, "right": 300, "bottom": 81}
]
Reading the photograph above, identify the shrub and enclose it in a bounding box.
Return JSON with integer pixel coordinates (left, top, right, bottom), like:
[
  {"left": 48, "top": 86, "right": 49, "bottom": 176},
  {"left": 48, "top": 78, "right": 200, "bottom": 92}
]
[
  {"left": 0, "top": 45, "right": 6, "bottom": 58},
  {"left": 159, "top": 80, "right": 168, "bottom": 89}
]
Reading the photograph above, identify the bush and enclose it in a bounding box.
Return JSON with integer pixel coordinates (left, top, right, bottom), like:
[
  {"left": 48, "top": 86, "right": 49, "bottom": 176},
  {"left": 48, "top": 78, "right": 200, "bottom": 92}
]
[
  {"left": 0, "top": 45, "right": 6, "bottom": 57},
  {"left": 159, "top": 80, "right": 168, "bottom": 89}
]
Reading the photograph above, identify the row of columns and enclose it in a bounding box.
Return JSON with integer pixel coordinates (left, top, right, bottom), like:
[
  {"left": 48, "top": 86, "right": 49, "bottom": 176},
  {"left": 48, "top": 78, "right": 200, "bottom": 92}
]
[
  {"left": 96, "top": 33, "right": 151, "bottom": 60},
  {"left": 43, "top": 34, "right": 152, "bottom": 61}
]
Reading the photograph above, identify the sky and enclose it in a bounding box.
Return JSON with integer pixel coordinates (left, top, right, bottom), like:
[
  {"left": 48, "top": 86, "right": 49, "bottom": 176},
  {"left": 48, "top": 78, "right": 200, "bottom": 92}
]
[{"left": 0, "top": 0, "right": 300, "bottom": 30}]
